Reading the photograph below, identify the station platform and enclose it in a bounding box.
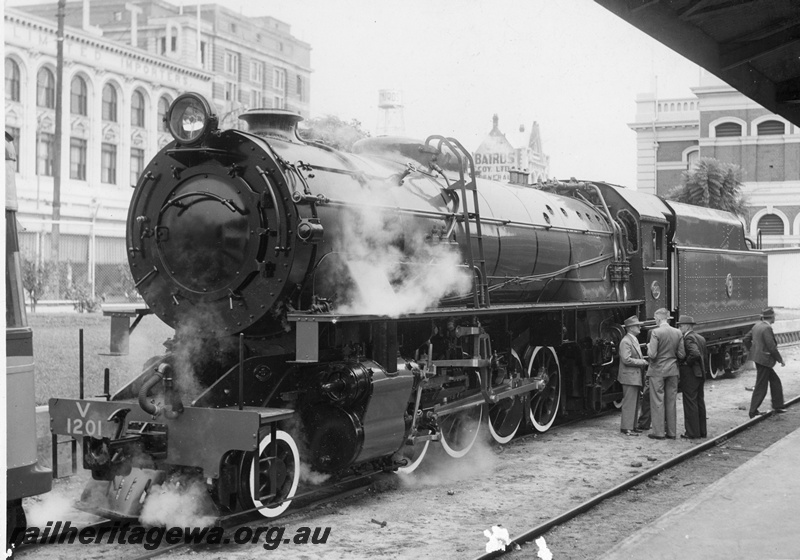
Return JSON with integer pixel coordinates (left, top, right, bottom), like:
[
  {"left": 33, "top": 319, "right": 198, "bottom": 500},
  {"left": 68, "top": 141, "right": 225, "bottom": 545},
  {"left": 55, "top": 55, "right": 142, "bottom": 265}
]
[{"left": 599, "top": 425, "right": 800, "bottom": 560}]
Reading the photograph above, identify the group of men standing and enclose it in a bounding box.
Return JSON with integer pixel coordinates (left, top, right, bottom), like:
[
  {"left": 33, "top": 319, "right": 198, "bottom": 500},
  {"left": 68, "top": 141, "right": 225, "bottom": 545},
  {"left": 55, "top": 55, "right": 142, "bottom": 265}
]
[{"left": 617, "top": 307, "right": 786, "bottom": 439}]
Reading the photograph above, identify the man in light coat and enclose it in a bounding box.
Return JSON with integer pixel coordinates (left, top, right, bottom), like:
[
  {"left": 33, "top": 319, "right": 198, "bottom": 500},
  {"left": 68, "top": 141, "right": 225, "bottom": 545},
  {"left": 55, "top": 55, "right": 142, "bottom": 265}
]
[
  {"left": 677, "top": 315, "right": 707, "bottom": 439},
  {"left": 743, "top": 307, "right": 787, "bottom": 417},
  {"left": 646, "top": 308, "right": 686, "bottom": 440},
  {"left": 617, "top": 315, "right": 648, "bottom": 435}
]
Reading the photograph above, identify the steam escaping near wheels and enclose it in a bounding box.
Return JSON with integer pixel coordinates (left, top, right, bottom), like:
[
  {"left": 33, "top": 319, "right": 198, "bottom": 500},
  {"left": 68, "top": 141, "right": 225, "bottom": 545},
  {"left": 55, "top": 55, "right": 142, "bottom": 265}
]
[
  {"left": 396, "top": 439, "right": 430, "bottom": 474},
  {"left": 440, "top": 405, "right": 483, "bottom": 458}
]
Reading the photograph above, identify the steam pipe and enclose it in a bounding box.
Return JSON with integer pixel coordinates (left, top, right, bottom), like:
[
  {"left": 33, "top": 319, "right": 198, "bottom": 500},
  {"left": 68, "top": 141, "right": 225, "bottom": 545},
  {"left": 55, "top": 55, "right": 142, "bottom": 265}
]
[
  {"left": 138, "top": 368, "right": 164, "bottom": 416},
  {"left": 138, "top": 363, "right": 184, "bottom": 418}
]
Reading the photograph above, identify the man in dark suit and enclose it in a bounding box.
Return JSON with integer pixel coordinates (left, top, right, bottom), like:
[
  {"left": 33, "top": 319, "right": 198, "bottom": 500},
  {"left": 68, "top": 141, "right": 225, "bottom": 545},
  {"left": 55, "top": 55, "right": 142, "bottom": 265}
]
[
  {"left": 646, "top": 308, "right": 686, "bottom": 440},
  {"left": 743, "top": 307, "right": 787, "bottom": 418},
  {"left": 677, "top": 315, "right": 707, "bottom": 439},
  {"left": 617, "top": 316, "right": 649, "bottom": 435}
]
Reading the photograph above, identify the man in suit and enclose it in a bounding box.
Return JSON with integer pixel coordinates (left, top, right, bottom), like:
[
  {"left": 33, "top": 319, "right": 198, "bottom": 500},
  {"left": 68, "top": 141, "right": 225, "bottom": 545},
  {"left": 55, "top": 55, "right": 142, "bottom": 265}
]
[
  {"left": 677, "top": 315, "right": 707, "bottom": 439},
  {"left": 617, "top": 315, "right": 649, "bottom": 435},
  {"left": 743, "top": 307, "right": 787, "bottom": 418},
  {"left": 646, "top": 308, "right": 686, "bottom": 440}
]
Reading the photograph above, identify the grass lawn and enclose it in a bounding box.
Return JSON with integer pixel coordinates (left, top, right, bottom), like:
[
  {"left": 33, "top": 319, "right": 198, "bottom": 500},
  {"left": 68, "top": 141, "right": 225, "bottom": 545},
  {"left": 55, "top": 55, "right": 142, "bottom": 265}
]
[{"left": 29, "top": 312, "right": 174, "bottom": 406}]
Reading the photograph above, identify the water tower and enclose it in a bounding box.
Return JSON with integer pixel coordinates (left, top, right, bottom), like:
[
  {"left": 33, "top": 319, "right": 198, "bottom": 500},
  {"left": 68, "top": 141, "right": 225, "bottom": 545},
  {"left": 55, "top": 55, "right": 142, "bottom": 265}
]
[{"left": 376, "top": 89, "right": 405, "bottom": 136}]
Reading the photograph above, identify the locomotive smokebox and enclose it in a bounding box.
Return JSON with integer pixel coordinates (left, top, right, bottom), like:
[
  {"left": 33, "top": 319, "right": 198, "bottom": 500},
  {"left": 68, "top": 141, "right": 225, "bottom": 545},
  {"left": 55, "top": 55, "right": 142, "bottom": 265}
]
[{"left": 239, "top": 109, "right": 304, "bottom": 144}]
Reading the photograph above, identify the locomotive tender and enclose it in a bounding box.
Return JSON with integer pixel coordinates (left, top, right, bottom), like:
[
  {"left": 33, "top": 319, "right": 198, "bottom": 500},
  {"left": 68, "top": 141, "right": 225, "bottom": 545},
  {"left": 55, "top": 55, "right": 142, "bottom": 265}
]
[{"left": 48, "top": 93, "right": 767, "bottom": 520}]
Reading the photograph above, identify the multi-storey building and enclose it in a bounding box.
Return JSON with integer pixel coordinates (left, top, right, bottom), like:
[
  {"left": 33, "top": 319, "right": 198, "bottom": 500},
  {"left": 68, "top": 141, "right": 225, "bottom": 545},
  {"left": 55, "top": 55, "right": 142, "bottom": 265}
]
[
  {"left": 474, "top": 114, "right": 550, "bottom": 184},
  {"left": 4, "top": 1, "right": 311, "bottom": 300},
  {"left": 630, "top": 72, "right": 800, "bottom": 249}
]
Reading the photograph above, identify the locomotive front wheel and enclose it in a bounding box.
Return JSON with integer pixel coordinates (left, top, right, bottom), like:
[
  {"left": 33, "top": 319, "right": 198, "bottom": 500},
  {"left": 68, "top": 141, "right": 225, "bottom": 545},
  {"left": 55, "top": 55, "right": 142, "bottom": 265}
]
[
  {"left": 239, "top": 429, "right": 300, "bottom": 518},
  {"left": 439, "top": 405, "right": 483, "bottom": 458},
  {"left": 395, "top": 439, "right": 430, "bottom": 474},
  {"left": 526, "top": 346, "right": 562, "bottom": 432},
  {"left": 488, "top": 349, "right": 526, "bottom": 444}
]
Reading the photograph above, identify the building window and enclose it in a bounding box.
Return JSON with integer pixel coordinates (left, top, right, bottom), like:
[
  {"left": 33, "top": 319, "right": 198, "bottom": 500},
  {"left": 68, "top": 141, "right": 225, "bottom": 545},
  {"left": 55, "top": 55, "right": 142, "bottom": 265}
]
[
  {"left": 36, "top": 132, "right": 55, "bottom": 176},
  {"left": 200, "top": 41, "right": 207, "bottom": 67},
  {"left": 296, "top": 75, "right": 304, "bottom": 101},
  {"left": 5, "top": 58, "right": 20, "bottom": 101},
  {"left": 715, "top": 122, "right": 742, "bottom": 137},
  {"left": 757, "top": 120, "right": 785, "bottom": 135},
  {"left": 131, "top": 90, "right": 145, "bottom": 127},
  {"left": 37, "top": 67, "right": 56, "bottom": 109},
  {"left": 250, "top": 90, "right": 262, "bottom": 108},
  {"left": 273, "top": 96, "right": 285, "bottom": 109},
  {"left": 225, "top": 51, "right": 239, "bottom": 77},
  {"left": 70, "top": 76, "right": 88, "bottom": 116},
  {"left": 130, "top": 148, "right": 145, "bottom": 187},
  {"left": 101, "top": 143, "right": 117, "bottom": 184},
  {"left": 6, "top": 126, "right": 20, "bottom": 171},
  {"left": 251, "top": 61, "right": 263, "bottom": 84},
  {"left": 686, "top": 149, "right": 699, "bottom": 170},
  {"left": 273, "top": 68, "right": 285, "bottom": 91},
  {"left": 102, "top": 84, "right": 117, "bottom": 122},
  {"left": 70, "top": 137, "right": 87, "bottom": 180},
  {"left": 757, "top": 214, "right": 784, "bottom": 236},
  {"left": 225, "top": 82, "right": 238, "bottom": 103},
  {"left": 158, "top": 96, "right": 170, "bottom": 132}
]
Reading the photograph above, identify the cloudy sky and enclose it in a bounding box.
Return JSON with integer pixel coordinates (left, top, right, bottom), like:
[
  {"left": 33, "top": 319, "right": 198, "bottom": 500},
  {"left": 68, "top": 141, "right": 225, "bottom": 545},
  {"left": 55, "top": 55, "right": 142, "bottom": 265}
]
[
  {"left": 208, "top": 0, "right": 704, "bottom": 187},
  {"left": 8, "top": 0, "right": 707, "bottom": 187}
]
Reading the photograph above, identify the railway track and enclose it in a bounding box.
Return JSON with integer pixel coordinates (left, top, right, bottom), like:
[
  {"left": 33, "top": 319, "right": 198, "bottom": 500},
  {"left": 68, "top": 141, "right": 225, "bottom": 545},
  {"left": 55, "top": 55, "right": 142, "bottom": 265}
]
[{"left": 471, "top": 393, "right": 800, "bottom": 560}]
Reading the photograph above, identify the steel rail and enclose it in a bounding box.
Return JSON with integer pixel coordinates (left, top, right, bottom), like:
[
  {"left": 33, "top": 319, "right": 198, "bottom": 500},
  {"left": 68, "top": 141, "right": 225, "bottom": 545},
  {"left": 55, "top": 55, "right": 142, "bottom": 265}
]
[{"left": 471, "top": 392, "right": 800, "bottom": 560}]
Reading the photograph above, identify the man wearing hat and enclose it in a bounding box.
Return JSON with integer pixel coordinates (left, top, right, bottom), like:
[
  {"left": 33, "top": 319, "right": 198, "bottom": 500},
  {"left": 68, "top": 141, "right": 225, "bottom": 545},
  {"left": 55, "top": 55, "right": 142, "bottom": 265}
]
[
  {"left": 646, "top": 308, "right": 686, "bottom": 439},
  {"left": 677, "top": 315, "right": 707, "bottom": 439},
  {"left": 743, "top": 307, "right": 787, "bottom": 417},
  {"left": 617, "top": 316, "right": 649, "bottom": 435}
]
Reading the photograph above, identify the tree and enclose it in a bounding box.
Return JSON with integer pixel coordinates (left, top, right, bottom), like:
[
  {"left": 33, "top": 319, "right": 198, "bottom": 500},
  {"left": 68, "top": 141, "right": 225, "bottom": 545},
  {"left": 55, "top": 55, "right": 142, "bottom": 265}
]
[
  {"left": 21, "top": 258, "right": 54, "bottom": 313},
  {"left": 665, "top": 157, "right": 747, "bottom": 216},
  {"left": 298, "top": 115, "right": 370, "bottom": 151}
]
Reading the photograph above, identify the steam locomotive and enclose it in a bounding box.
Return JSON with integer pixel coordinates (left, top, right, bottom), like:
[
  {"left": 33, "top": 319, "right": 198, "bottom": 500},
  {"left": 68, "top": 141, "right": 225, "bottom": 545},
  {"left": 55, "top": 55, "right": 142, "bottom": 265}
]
[{"left": 49, "top": 93, "right": 767, "bottom": 520}]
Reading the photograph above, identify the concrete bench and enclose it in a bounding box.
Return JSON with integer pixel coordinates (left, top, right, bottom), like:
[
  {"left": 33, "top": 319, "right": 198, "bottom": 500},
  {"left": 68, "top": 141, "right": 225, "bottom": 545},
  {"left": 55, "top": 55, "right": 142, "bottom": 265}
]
[{"left": 101, "top": 303, "right": 153, "bottom": 355}]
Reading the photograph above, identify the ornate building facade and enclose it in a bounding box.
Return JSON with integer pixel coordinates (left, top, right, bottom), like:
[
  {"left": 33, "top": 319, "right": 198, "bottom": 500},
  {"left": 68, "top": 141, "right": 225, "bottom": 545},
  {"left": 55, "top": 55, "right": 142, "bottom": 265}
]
[
  {"left": 630, "top": 72, "right": 800, "bottom": 249},
  {"left": 4, "top": 1, "right": 311, "bottom": 299},
  {"left": 473, "top": 114, "right": 550, "bottom": 184}
]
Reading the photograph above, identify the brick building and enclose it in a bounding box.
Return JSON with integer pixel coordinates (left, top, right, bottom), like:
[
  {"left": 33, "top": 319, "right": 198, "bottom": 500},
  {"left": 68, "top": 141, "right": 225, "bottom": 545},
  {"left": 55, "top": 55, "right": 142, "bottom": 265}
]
[{"left": 630, "top": 72, "right": 800, "bottom": 249}]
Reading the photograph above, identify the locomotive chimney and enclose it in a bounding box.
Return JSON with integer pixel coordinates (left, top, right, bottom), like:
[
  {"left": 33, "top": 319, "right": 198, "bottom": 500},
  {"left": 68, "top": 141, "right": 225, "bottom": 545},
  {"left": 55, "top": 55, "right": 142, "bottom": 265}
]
[{"left": 238, "top": 109, "right": 305, "bottom": 143}]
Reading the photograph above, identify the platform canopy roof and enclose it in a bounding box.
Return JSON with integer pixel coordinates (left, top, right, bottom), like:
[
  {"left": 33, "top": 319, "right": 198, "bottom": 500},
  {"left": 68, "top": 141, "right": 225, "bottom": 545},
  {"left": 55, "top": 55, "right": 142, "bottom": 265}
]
[{"left": 595, "top": 0, "right": 800, "bottom": 127}]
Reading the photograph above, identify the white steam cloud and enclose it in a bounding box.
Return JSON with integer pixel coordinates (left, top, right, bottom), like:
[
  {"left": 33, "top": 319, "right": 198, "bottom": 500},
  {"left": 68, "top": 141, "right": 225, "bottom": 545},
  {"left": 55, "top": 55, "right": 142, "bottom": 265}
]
[
  {"left": 332, "top": 186, "right": 472, "bottom": 316},
  {"left": 139, "top": 476, "right": 216, "bottom": 528},
  {"left": 398, "top": 421, "right": 497, "bottom": 488}
]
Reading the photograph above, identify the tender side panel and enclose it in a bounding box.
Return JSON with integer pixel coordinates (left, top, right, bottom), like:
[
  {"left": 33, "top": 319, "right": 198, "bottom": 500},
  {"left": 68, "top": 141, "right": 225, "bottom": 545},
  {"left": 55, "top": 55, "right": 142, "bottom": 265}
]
[{"left": 677, "top": 247, "right": 767, "bottom": 335}]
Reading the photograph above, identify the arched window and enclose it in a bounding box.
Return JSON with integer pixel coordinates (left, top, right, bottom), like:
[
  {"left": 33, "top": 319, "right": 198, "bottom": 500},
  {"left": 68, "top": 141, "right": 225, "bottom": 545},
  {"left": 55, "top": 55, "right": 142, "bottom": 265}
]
[
  {"left": 36, "top": 67, "right": 56, "bottom": 108},
  {"left": 686, "top": 148, "right": 699, "bottom": 170},
  {"left": 715, "top": 122, "right": 742, "bottom": 137},
  {"left": 131, "top": 90, "right": 145, "bottom": 127},
  {"left": 102, "top": 84, "right": 117, "bottom": 122},
  {"left": 5, "top": 58, "right": 20, "bottom": 101},
  {"left": 757, "top": 214, "right": 784, "bottom": 236},
  {"left": 756, "top": 120, "right": 785, "bottom": 135},
  {"left": 157, "top": 96, "right": 170, "bottom": 132},
  {"left": 70, "top": 75, "right": 87, "bottom": 116}
]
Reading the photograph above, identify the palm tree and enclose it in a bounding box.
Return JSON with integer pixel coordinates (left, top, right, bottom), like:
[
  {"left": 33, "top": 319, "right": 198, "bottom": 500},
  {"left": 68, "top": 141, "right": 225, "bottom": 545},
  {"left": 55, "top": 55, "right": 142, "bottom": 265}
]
[{"left": 665, "top": 157, "right": 747, "bottom": 217}]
